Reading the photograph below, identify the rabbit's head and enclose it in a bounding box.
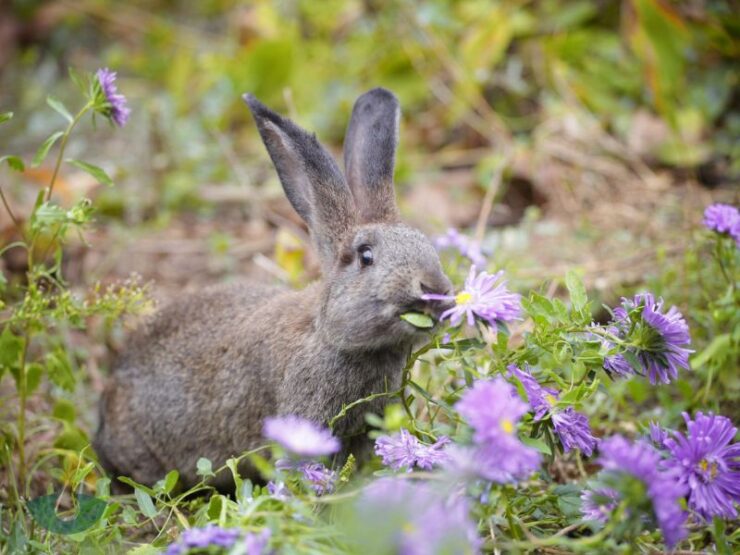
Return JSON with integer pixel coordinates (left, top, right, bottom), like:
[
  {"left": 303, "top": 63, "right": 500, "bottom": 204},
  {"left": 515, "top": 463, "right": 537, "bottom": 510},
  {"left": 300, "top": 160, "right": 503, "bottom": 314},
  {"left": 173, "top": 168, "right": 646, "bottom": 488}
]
[{"left": 244, "top": 88, "right": 452, "bottom": 350}]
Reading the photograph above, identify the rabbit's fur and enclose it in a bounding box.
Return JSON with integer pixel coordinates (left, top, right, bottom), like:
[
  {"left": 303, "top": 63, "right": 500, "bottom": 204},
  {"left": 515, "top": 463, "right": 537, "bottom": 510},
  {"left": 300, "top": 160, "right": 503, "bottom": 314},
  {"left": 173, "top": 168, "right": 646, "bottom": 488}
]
[{"left": 94, "top": 88, "right": 453, "bottom": 490}]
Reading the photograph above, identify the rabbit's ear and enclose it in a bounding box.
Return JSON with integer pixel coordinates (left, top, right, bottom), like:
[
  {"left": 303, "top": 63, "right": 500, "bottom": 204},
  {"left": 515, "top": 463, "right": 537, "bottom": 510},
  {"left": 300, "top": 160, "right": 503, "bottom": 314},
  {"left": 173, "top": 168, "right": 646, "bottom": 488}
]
[
  {"left": 244, "top": 94, "right": 356, "bottom": 268},
  {"left": 343, "top": 88, "right": 401, "bottom": 224}
]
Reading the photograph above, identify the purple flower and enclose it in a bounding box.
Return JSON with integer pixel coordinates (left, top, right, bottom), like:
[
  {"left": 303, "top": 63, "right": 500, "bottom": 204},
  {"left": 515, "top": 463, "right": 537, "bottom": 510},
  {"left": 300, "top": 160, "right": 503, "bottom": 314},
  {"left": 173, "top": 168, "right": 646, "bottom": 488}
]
[
  {"left": 648, "top": 422, "right": 669, "bottom": 450},
  {"left": 276, "top": 459, "right": 336, "bottom": 495},
  {"left": 597, "top": 435, "right": 687, "bottom": 547},
  {"left": 663, "top": 412, "right": 740, "bottom": 520},
  {"left": 375, "top": 429, "right": 450, "bottom": 471},
  {"left": 509, "top": 365, "right": 558, "bottom": 420},
  {"left": 244, "top": 528, "right": 271, "bottom": 555},
  {"left": 607, "top": 293, "right": 692, "bottom": 384},
  {"left": 552, "top": 408, "right": 598, "bottom": 457},
  {"left": 434, "top": 228, "right": 487, "bottom": 268},
  {"left": 453, "top": 378, "right": 541, "bottom": 482},
  {"left": 358, "top": 478, "right": 481, "bottom": 555},
  {"left": 263, "top": 415, "right": 340, "bottom": 457},
  {"left": 266, "top": 480, "right": 290, "bottom": 500},
  {"left": 165, "top": 525, "right": 240, "bottom": 555},
  {"left": 703, "top": 203, "right": 740, "bottom": 245},
  {"left": 510, "top": 365, "right": 597, "bottom": 456},
  {"left": 422, "top": 266, "right": 520, "bottom": 328},
  {"left": 580, "top": 487, "right": 621, "bottom": 523},
  {"left": 96, "top": 68, "right": 130, "bottom": 127}
]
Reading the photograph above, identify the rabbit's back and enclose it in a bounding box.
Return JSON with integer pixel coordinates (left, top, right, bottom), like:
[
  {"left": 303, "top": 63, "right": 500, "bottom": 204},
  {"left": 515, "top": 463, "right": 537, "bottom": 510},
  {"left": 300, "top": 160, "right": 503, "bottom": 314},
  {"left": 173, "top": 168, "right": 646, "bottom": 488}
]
[{"left": 96, "top": 280, "right": 300, "bottom": 487}]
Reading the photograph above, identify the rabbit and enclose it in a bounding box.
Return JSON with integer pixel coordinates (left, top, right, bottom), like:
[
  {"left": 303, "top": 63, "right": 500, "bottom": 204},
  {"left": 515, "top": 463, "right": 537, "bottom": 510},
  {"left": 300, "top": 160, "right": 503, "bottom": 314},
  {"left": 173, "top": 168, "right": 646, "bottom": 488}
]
[{"left": 93, "top": 88, "right": 453, "bottom": 491}]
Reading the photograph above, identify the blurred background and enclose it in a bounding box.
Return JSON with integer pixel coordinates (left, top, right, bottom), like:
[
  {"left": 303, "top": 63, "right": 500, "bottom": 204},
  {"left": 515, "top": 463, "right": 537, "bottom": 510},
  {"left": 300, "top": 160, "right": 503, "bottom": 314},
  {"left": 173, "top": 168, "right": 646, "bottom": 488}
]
[{"left": 0, "top": 0, "right": 737, "bottom": 358}]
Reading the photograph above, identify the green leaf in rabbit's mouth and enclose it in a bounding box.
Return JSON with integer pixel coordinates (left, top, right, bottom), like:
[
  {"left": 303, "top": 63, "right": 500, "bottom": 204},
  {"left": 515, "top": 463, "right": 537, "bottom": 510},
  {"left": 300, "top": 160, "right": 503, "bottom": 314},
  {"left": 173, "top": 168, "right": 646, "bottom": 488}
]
[{"left": 400, "top": 312, "right": 435, "bottom": 329}]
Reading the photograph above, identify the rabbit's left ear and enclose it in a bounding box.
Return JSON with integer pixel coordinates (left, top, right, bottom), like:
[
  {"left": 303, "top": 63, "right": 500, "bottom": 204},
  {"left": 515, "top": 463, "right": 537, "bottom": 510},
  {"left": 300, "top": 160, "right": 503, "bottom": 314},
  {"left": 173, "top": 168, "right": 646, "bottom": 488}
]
[{"left": 343, "top": 88, "right": 401, "bottom": 224}]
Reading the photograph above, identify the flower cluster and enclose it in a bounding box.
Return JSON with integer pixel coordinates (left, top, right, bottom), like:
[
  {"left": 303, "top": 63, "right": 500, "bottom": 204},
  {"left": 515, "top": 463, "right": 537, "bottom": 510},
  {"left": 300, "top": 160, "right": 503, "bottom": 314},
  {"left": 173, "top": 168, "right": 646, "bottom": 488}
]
[
  {"left": 434, "top": 228, "right": 487, "bottom": 268},
  {"left": 263, "top": 415, "right": 339, "bottom": 495},
  {"left": 510, "top": 365, "right": 597, "bottom": 456},
  {"left": 423, "top": 266, "right": 520, "bottom": 328},
  {"left": 450, "top": 377, "right": 541, "bottom": 483},
  {"left": 703, "top": 203, "right": 739, "bottom": 246},
  {"left": 662, "top": 412, "right": 740, "bottom": 521},
  {"left": 375, "top": 429, "right": 450, "bottom": 471},
  {"left": 355, "top": 478, "right": 481, "bottom": 555},
  {"left": 95, "top": 68, "right": 130, "bottom": 127},
  {"left": 582, "top": 435, "right": 687, "bottom": 547},
  {"left": 601, "top": 293, "right": 692, "bottom": 384},
  {"left": 165, "top": 525, "right": 270, "bottom": 555}
]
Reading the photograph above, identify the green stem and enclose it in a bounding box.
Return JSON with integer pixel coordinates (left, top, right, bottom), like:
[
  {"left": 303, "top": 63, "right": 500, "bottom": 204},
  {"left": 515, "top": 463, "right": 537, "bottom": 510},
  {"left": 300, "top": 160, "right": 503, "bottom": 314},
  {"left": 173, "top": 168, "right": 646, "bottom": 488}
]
[
  {"left": 17, "top": 324, "right": 30, "bottom": 493},
  {"left": 45, "top": 101, "right": 92, "bottom": 202}
]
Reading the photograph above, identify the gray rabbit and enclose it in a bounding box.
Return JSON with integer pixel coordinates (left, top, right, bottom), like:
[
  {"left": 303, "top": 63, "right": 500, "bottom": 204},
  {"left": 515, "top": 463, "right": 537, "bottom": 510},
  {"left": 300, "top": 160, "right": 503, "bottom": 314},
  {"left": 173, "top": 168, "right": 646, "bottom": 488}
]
[{"left": 94, "top": 88, "right": 453, "bottom": 490}]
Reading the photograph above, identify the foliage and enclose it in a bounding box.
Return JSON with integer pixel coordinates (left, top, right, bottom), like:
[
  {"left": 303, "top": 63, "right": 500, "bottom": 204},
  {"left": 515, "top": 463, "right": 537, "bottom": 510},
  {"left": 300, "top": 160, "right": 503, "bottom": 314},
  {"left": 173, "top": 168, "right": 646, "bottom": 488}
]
[{"left": 0, "top": 1, "right": 738, "bottom": 554}]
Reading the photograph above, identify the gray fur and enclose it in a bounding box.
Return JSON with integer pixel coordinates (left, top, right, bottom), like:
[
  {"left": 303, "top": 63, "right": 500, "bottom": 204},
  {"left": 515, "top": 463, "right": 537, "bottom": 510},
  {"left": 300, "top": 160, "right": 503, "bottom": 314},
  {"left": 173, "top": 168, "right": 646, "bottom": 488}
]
[{"left": 94, "top": 88, "right": 452, "bottom": 490}]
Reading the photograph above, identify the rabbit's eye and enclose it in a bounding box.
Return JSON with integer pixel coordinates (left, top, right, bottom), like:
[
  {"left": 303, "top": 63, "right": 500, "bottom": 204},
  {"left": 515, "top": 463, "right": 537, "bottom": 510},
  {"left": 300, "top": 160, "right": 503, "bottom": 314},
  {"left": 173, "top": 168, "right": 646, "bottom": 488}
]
[{"left": 358, "top": 245, "right": 374, "bottom": 267}]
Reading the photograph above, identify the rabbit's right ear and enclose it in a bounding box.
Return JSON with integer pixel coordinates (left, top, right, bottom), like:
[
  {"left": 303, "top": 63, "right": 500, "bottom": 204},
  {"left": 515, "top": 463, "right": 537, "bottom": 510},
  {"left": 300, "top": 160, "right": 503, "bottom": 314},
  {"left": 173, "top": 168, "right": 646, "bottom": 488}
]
[
  {"left": 243, "top": 94, "right": 356, "bottom": 269},
  {"left": 343, "top": 88, "right": 401, "bottom": 224}
]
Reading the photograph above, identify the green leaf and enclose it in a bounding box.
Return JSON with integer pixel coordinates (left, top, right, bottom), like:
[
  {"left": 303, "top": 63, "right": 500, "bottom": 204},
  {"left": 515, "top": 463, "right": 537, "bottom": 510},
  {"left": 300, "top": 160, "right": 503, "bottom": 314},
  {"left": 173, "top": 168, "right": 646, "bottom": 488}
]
[
  {"left": 66, "top": 159, "right": 113, "bottom": 186},
  {"left": 565, "top": 270, "right": 588, "bottom": 313},
  {"left": 520, "top": 435, "right": 552, "bottom": 456},
  {"left": 163, "top": 470, "right": 179, "bottom": 494},
  {"left": 0, "top": 111, "right": 13, "bottom": 124},
  {"left": 0, "top": 155, "right": 25, "bottom": 172},
  {"left": 52, "top": 399, "right": 77, "bottom": 423},
  {"left": 32, "top": 131, "right": 64, "bottom": 167},
  {"left": 116, "top": 477, "right": 156, "bottom": 496},
  {"left": 26, "top": 363, "right": 44, "bottom": 395},
  {"left": 47, "top": 96, "right": 74, "bottom": 124},
  {"left": 27, "top": 494, "right": 106, "bottom": 534},
  {"left": 134, "top": 488, "right": 158, "bottom": 519},
  {"left": 46, "top": 350, "right": 76, "bottom": 391},
  {"left": 691, "top": 333, "right": 730, "bottom": 369},
  {"left": 196, "top": 457, "right": 215, "bottom": 478},
  {"left": 400, "top": 312, "right": 434, "bottom": 329},
  {"left": 0, "top": 326, "right": 24, "bottom": 380}
]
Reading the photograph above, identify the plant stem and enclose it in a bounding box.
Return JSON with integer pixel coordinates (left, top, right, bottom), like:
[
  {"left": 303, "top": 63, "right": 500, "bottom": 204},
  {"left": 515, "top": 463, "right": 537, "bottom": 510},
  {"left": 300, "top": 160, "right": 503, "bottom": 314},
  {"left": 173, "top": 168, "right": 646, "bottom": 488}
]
[
  {"left": 17, "top": 324, "right": 30, "bottom": 493},
  {"left": 0, "top": 185, "right": 25, "bottom": 240},
  {"left": 45, "top": 102, "right": 92, "bottom": 202}
]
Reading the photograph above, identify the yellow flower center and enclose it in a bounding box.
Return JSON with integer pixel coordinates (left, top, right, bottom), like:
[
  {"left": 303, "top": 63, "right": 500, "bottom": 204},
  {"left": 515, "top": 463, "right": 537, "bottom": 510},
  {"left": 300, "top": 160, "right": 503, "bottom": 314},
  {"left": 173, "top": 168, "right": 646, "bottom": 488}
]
[
  {"left": 545, "top": 394, "right": 557, "bottom": 406},
  {"left": 402, "top": 522, "right": 415, "bottom": 534},
  {"left": 455, "top": 291, "right": 473, "bottom": 305},
  {"left": 501, "top": 418, "right": 514, "bottom": 434},
  {"left": 700, "top": 459, "right": 718, "bottom": 479}
]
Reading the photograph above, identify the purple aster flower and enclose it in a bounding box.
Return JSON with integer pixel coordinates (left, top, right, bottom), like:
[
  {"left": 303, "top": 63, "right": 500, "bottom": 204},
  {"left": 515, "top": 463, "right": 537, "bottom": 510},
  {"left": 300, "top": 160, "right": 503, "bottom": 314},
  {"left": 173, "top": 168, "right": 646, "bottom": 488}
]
[
  {"left": 648, "top": 422, "right": 669, "bottom": 450},
  {"left": 597, "top": 435, "right": 687, "bottom": 547},
  {"left": 703, "top": 203, "right": 740, "bottom": 246},
  {"left": 96, "top": 68, "right": 130, "bottom": 127},
  {"left": 453, "top": 377, "right": 541, "bottom": 482},
  {"left": 663, "top": 412, "right": 740, "bottom": 520},
  {"left": 358, "top": 478, "right": 481, "bottom": 555},
  {"left": 276, "top": 459, "right": 336, "bottom": 495},
  {"left": 263, "top": 415, "right": 340, "bottom": 457},
  {"left": 552, "top": 408, "right": 598, "bottom": 457},
  {"left": 510, "top": 365, "right": 597, "bottom": 456},
  {"left": 375, "top": 429, "right": 450, "bottom": 471},
  {"left": 603, "top": 352, "right": 634, "bottom": 378},
  {"left": 422, "top": 266, "right": 520, "bottom": 328},
  {"left": 580, "top": 487, "right": 621, "bottom": 523},
  {"left": 434, "top": 228, "right": 487, "bottom": 268},
  {"left": 607, "top": 293, "right": 692, "bottom": 384},
  {"left": 509, "top": 364, "right": 558, "bottom": 420},
  {"left": 244, "top": 528, "right": 271, "bottom": 555},
  {"left": 165, "top": 525, "right": 240, "bottom": 555},
  {"left": 266, "top": 480, "right": 290, "bottom": 500}
]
